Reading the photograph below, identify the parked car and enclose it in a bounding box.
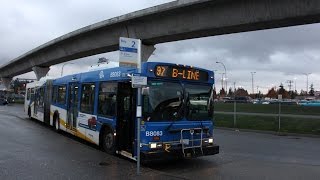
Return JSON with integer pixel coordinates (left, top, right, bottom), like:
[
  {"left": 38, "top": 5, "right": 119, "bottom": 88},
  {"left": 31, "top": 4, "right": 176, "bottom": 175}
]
[
  {"left": 261, "top": 100, "right": 270, "bottom": 104},
  {"left": 252, "top": 99, "right": 261, "bottom": 104},
  {"left": 225, "top": 96, "right": 252, "bottom": 103},
  {"left": 280, "top": 101, "right": 298, "bottom": 105},
  {"left": 299, "top": 100, "right": 320, "bottom": 107},
  {"left": 252, "top": 99, "right": 270, "bottom": 104},
  {"left": 0, "top": 98, "right": 8, "bottom": 105}
]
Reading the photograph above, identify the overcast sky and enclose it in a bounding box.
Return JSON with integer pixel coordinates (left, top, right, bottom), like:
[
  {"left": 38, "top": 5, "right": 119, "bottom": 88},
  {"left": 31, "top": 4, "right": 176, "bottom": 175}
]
[{"left": 1, "top": 0, "right": 319, "bottom": 93}]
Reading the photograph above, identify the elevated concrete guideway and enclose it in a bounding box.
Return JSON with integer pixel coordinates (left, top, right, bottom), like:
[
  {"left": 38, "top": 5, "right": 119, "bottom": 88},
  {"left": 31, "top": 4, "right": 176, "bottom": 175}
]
[{"left": 1, "top": 0, "right": 320, "bottom": 80}]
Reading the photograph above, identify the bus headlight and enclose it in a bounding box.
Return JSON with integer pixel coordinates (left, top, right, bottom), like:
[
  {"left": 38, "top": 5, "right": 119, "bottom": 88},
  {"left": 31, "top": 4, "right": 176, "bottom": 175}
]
[
  {"left": 149, "top": 142, "right": 162, "bottom": 149},
  {"left": 204, "top": 138, "right": 214, "bottom": 144}
]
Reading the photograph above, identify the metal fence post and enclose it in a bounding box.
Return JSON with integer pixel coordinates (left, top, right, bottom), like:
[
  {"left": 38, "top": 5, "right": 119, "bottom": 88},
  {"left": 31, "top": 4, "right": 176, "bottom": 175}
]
[
  {"left": 234, "top": 100, "right": 236, "bottom": 128},
  {"left": 278, "top": 101, "right": 281, "bottom": 132}
]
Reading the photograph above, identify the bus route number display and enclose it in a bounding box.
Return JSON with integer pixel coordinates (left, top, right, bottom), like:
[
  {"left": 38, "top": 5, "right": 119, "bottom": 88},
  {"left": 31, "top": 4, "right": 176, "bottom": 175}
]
[{"left": 155, "top": 65, "right": 208, "bottom": 81}]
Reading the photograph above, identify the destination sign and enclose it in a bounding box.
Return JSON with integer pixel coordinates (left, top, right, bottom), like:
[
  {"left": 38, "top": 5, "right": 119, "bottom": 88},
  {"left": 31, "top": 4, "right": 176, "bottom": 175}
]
[{"left": 154, "top": 65, "right": 208, "bottom": 81}]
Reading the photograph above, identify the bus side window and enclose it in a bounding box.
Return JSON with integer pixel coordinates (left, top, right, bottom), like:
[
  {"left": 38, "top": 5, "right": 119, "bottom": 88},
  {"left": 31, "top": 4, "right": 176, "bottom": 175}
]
[
  {"left": 39, "top": 87, "right": 44, "bottom": 108},
  {"left": 81, "top": 83, "right": 96, "bottom": 114},
  {"left": 98, "top": 82, "right": 117, "bottom": 117},
  {"left": 27, "top": 88, "right": 30, "bottom": 101},
  {"left": 30, "top": 88, "right": 35, "bottom": 101},
  {"left": 52, "top": 86, "right": 58, "bottom": 104},
  {"left": 57, "top": 85, "right": 66, "bottom": 105}
]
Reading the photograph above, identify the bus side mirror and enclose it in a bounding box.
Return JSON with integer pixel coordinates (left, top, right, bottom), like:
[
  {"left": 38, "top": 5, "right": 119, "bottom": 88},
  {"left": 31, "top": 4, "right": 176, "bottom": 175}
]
[{"left": 142, "top": 87, "right": 149, "bottom": 96}]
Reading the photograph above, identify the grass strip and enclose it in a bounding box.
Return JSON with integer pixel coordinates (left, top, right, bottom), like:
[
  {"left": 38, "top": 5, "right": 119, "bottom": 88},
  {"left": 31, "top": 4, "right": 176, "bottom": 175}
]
[
  {"left": 214, "top": 114, "right": 320, "bottom": 135},
  {"left": 214, "top": 103, "right": 320, "bottom": 116}
]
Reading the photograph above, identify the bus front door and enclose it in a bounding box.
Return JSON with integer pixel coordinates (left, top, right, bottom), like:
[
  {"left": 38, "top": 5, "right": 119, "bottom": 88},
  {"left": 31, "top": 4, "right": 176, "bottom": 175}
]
[
  {"left": 67, "top": 83, "right": 79, "bottom": 131},
  {"left": 117, "top": 82, "right": 136, "bottom": 155}
]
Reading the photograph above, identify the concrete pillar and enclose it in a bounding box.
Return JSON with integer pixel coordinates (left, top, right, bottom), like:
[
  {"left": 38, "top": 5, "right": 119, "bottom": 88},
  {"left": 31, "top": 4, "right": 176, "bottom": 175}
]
[
  {"left": 32, "top": 66, "right": 50, "bottom": 80},
  {"left": 141, "top": 44, "right": 156, "bottom": 62},
  {"left": 1, "top": 78, "right": 12, "bottom": 90}
]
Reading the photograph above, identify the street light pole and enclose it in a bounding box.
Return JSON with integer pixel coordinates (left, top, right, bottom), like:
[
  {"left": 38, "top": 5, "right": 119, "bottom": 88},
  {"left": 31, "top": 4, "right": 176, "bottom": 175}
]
[
  {"left": 213, "top": 70, "right": 218, "bottom": 90},
  {"left": 219, "top": 73, "right": 225, "bottom": 91},
  {"left": 216, "top": 61, "right": 227, "bottom": 92},
  {"left": 293, "top": 77, "right": 297, "bottom": 92},
  {"left": 251, "top": 72, "right": 256, "bottom": 94},
  {"left": 61, "top": 62, "right": 74, "bottom": 77},
  {"left": 303, "top": 73, "right": 311, "bottom": 95}
]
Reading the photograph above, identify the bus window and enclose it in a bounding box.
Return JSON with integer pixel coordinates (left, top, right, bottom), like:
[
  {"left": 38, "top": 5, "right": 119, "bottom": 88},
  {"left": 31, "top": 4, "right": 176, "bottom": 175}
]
[
  {"left": 142, "top": 81, "right": 183, "bottom": 122},
  {"left": 57, "top": 86, "right": 66, "bottom": 104},
  {"left": 185, "top": 84, "right": 213, "bottom": 121},
  {"left": 98, "top": 82, "right": 117, "bottom": 117},
  {"left": 52, "top": 86, "right": 58, "bottom": 104},
  {"left": 39, "top": 87, "right": 44, "bottom": 109},
  {"left": 27, "top": 88, "right": 31, "bottom": 100},
  {"left": 30, "top": 88, "right": 35, "bottom": 101},
  {"left": 81, "top": 83, "right": 95, "bottom": 114}
]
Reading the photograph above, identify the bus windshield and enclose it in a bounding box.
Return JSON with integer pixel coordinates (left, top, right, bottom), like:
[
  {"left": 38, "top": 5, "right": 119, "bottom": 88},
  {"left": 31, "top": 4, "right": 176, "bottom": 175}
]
[
  {"left": 185, "top": 84, "right": 213, "bottom": 121},
  {"left": 143, "top": 80, "right": 213, "bottom": 122},
  {"left": 143, "top": 81, "right": 183, "bottom": 121}
]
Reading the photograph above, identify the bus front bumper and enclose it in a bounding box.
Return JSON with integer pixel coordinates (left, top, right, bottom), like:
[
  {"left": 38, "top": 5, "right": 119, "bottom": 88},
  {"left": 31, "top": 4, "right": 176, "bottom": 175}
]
[{"left": 141, "top": 144, "right": 219, "bottom": 162}]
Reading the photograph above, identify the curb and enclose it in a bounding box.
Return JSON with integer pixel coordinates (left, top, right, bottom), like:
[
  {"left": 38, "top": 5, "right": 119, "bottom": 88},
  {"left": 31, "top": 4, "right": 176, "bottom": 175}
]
[{"left": 216, "top": 127, "right": 320, "bottom": 138}]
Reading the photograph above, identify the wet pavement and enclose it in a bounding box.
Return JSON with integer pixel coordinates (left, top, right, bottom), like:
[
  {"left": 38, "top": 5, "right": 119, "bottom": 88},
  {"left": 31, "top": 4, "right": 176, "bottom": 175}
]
[
  {"left": 0, "top": 105, "right": 178, "bottom": 180},
  {"left": 1, "top": 104, "right": 320, "bottom": 180}
]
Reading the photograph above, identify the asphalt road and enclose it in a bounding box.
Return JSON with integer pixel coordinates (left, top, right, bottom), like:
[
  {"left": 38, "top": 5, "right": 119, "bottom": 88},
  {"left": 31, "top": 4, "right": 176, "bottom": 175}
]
[
  {"left": 151, "top": 129, "right": 320, "bottom": 179},
  {"left": 1, "top": 104, "right": 320, "bottom": 180},
  {"left": 0, "top": 105, "right": 176, "bottom": 180}
]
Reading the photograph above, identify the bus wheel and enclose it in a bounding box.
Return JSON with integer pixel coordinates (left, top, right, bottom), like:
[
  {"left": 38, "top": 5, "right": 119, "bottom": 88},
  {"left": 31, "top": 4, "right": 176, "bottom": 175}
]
[
  {"left": 54, "top": 116, "right": 60, "bottom": 132},
  {"left": 102, "top": 129, "right": 115, "bottom": 154}
]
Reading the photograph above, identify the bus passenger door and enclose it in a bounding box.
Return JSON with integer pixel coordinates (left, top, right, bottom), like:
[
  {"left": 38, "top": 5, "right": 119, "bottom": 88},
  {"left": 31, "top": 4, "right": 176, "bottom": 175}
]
[
  {"left": 34, "top": 88, "right": 39, "bottom": 115},
  {"left": 117, "top": 82, "right": 136, "bottom": 155},
  {"left": 67, "top": 83, "right": 79, "bottom": 131}
]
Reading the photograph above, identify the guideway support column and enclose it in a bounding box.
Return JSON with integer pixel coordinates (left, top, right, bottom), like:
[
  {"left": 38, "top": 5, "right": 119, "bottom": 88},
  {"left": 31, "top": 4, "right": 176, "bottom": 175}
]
[
  {"left": 141, "top": 44, "right": 156, "bottom": 62},
  {"left": 32, "top": 66, "right": 50, "bottom": 80},
  {"left": 1, "top": 78, "right": 12, "bottom": 89}
]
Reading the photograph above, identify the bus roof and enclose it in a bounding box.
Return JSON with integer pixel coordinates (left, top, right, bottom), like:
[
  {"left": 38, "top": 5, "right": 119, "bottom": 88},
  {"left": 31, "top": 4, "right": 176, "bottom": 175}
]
[{"left": 52, "top": 62, "right": 214, "bottom": 85}]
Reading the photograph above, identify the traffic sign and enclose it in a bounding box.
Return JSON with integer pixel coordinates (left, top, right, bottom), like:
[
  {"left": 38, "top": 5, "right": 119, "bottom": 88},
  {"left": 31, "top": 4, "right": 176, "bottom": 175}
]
[
  {"left": 131, "top": 74, "right": 147, "bottom": 88},
  {"left": 119, "top": 37, "right": 141, "bottom": 68}
]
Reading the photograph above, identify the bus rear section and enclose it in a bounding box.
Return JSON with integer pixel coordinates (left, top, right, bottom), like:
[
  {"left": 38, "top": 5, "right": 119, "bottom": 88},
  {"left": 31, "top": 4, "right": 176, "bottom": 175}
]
[
  {"left": 139, "top": 79, "right": 219, "bottom": 161},
  {"left": 25, "top": 78, "right": 52, "bottom": 125}
]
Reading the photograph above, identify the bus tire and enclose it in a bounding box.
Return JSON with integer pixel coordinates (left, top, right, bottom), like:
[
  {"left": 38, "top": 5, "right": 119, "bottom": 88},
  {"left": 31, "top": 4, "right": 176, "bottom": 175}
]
[
  {"left": 101, "top": 127, "right": 116, "bottom": 155},
  {"left": 53, "top": 114, "right": 60, "bottom": 132}
]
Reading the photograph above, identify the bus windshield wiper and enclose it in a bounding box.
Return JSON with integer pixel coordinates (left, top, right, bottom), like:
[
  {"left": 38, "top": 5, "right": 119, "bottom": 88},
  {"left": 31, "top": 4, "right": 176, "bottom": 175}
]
[{"left": 166, "top": 86, "right": 184, "bottom": 131}]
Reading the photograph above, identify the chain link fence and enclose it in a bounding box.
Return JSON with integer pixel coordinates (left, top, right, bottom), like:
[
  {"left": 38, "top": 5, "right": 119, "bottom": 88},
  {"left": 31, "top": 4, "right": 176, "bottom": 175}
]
[{"left": 214, "top": 100, "right": 320, "bottom": 135}]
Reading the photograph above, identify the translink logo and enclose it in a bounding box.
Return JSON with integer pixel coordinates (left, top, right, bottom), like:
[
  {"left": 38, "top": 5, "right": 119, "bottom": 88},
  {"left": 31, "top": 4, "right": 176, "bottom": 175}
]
[{"left": 99, "top": 71, "right": 104, "bottom": 79}]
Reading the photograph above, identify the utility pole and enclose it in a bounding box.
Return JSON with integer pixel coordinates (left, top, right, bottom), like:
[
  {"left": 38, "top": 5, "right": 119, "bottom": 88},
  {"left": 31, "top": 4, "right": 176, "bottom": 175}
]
[
  {"left": 213, "top": 70, "right": 218, "bottom": 90},
  {"left": 303, "top": 73, "right": 311, "bottom": 95},
  {"left": 251, "top": 72, "right": 256, "bottom": 94},
  {"left": 286, "top": 80, "right": 293, "bottom": 92},
  {"left": 61, "top": 62, "right": 74, "bottom": 76},
  {"left": 293, "top": 77, "right": 297, "bottom": 92},
  {"left": 216, "top": 61, "right": 227, "bottom": 92},
  {"left": 219, "top": 73, "right": 225, "bottom": 91}
]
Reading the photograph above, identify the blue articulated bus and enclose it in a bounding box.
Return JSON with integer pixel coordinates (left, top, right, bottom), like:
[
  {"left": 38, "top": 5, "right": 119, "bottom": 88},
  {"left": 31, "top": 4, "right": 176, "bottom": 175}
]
[{"left": 25, "top": 62, "right": 219, "bottom": 162}]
